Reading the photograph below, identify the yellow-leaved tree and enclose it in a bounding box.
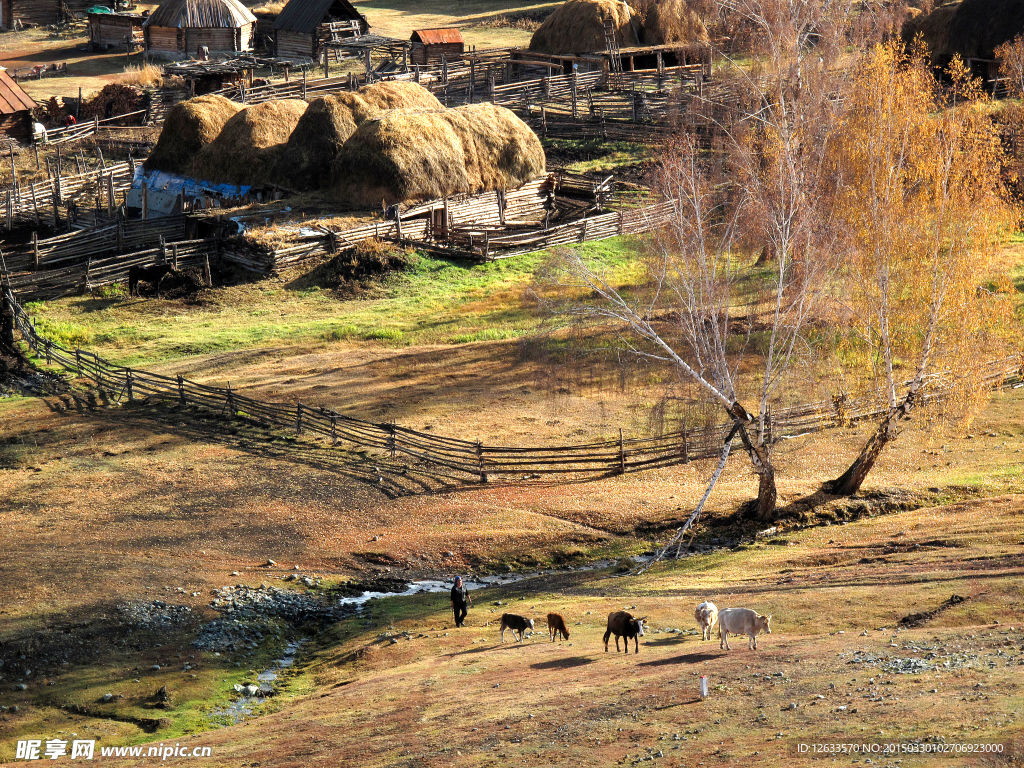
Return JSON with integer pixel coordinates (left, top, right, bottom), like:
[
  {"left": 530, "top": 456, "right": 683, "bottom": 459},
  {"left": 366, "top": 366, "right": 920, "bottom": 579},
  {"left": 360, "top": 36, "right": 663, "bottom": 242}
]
[{"left": 826, "top": 42, "right": 1015, "bottom": 496}]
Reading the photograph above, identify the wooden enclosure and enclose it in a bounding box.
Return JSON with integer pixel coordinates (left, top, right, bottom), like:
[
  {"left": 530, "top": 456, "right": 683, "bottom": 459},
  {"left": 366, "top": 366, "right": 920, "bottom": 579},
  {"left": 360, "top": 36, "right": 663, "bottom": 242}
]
[
  {"left": 409, "top": 28, "right": 464, "bottom": 66},
  {"left": 143, "top": 0, "right": 256, "bottom": 57},
  {"left": 88, "top": 12, "right": 145, "bottom": 50},
  {"left": 272, "top": 0, "right": 366, "bottom": 61}
]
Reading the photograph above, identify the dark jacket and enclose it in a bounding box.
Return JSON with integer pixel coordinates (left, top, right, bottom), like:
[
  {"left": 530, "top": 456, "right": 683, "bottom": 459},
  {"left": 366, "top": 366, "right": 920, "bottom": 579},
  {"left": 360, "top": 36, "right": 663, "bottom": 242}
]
[{"left": 450, "top": 584, "right": 469, "bottom": 605}]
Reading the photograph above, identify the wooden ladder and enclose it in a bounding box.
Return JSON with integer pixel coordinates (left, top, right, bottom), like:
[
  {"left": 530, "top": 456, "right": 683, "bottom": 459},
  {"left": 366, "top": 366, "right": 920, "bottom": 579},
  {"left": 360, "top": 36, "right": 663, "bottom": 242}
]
[{"left": 603, "top": 17, "right": 623, "bottom": 89}]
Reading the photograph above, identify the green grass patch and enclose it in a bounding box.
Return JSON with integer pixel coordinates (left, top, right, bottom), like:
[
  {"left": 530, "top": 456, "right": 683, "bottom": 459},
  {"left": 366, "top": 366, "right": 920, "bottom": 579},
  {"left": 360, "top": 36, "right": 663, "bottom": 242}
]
[{"left": 22, "top": 239, "right": 641, "bottom": 367}]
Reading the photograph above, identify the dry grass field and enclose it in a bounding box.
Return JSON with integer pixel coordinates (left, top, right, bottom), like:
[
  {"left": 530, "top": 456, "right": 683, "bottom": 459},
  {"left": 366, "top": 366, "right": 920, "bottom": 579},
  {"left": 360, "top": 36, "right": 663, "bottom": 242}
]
[{"left": 2, "top": 329, "right": 1024, "bottom": 765}]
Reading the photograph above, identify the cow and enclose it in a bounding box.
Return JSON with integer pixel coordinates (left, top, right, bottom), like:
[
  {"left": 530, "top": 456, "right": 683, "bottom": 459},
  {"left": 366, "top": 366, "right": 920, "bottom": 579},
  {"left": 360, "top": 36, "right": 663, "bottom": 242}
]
[
  {"left": 499, "top": 613, "right": 534, "bottom": 643},
  {"left": 718, "top": 607, "right": 772, "bottom": 650},
  {"left": 603, "top": 611, "right": 646, "bottom": 654},
  {"left": 128, "top": 264, "right": 178, "bottom": 299},
  {"left": 695, "top": 601, "right": 719, "bottom": 642},
  {"left": 547, "top": 612, "right": 570, "bottom": 642}
]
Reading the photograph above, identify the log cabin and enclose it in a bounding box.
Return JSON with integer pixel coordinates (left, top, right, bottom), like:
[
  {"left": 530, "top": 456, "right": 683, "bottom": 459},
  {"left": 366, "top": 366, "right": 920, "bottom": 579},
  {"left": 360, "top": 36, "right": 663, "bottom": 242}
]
[
  {"left": 272, "top": 0, "right": 367, "bottom": 62},
  {"left": 0, "top": 68, "right": 36, "bottom": 144},
  {"left": 144, "top": 0, "right": 257, "bottom": 59},
  {"left": 409, "top": 28, "right": 464, "bottom": 66},
  {"left": 88, "top": 11, "right": 145, "bottom": 50},
  {"left": 2, "top": 0, "right": 90, "bottom": 27}
]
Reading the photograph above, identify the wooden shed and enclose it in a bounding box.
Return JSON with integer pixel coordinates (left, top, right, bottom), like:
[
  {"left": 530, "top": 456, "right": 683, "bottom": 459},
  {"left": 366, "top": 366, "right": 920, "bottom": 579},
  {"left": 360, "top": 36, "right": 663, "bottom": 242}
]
[
  {"left": 89, "top": 12, "right": 145, "bottom": 50},
  {"left": 0, "top": 68, "right": 36, "bottom": 144},
  {"left": 144, "top": 0, "right": 257, "bottom": 59},
  {"left": 272, "top": 0, "right": 367, "bottom": 62},
  {"left": 1, "top": 0, "right": 90, "bottom": 27},
  {"left": 409, "top": 27, "right": 464, "bottom": 65}
]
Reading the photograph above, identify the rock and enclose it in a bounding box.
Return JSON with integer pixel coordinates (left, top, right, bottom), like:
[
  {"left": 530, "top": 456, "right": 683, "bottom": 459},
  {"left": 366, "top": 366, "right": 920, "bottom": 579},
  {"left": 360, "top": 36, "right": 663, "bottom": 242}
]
[
  {"left": 231, "top": 571, "right": 241, "bottom": 577},
  {"left": 13, "top": 683, "right": 27, "bottom": 691},
  {"left": 266, "top": 559, "right": 276, "bottom": 566},
  {"left": 10, "top": 706, "right": 18, "bottom": 714},
  {"left": 102, "top": 693, "right": 114, "bottom": 703},
  {"left": 151, "top": 665, "right": 161, "bottom": 671},
  {"left": 788, "top": 702, "right": 798, "bottom": 710}
]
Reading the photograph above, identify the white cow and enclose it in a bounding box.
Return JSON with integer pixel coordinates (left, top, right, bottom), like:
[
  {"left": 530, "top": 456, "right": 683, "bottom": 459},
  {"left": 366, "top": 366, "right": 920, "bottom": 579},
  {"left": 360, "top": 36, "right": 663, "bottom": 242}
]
[
  {"left": 695, "top": 601, "right": 719, "bottom": 642},
  {"left": 718, "top": 607, "right": 772, "bottom": 650}
]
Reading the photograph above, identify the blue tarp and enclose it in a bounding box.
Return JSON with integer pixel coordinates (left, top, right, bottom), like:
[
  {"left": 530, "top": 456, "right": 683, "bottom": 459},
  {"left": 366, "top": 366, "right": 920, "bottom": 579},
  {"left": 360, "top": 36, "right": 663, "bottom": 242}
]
[{"left": 131, "top": 166, "right": 253, "bottom": 200}]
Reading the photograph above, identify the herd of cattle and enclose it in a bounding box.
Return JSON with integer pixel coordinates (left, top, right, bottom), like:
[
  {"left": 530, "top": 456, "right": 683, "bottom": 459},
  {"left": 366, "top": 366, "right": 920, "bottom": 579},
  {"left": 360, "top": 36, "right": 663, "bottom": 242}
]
[{"left": 496, "top": 601, "right": 772, "bottom": 653}]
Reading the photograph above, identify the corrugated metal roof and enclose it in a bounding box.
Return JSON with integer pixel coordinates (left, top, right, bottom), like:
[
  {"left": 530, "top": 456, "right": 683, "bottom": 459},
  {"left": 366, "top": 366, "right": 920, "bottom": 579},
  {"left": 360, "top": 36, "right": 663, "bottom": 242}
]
[
  {"left": 0, "top": 69, "right": 36, "bottom": 115},
  {"left": 145, "top": 0, "right": 255, "bottom": 29},
  {"left": 273, "top": 0, "right": 365, "bottom": 34},
  {"left": 410, "top": 27, "right": 463, "bottom": 45}
]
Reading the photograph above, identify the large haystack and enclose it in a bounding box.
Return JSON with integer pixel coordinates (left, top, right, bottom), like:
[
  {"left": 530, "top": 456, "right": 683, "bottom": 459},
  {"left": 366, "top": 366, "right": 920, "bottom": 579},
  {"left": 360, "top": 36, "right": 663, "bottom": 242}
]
[
  {"left": 274, "top": 82, "right": 442, "bottom": 191},
  {"left": 331, "top": 103, "right": 545, "bottom": 207},
  {"left": 641, "top": 0, "right": 708, "bottom": 46},
  {"left": 144, "top": 94, "right": 241, "bottom": 174},
  {"left": 906, "top": 0, "right": 1024, "bottom": 62},
  {"left": 529, "top": 0, "right": 641, "bottom": 55},
  {"left": 188, "top": 99, "right": 307, "bottom": 186}
]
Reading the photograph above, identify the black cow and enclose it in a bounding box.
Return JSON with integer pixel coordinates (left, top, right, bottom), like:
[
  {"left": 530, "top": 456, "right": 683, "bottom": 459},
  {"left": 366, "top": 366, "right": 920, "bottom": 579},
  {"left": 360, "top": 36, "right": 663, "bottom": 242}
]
[
  {"left": 128, "top": 264, "right": 178, "bottom": 298},
  {"left": 499, "top": 613, "right": 534, "bottom": 643},
  {"left": 603, "top": 611, "right": 646, "bottom": 654}
]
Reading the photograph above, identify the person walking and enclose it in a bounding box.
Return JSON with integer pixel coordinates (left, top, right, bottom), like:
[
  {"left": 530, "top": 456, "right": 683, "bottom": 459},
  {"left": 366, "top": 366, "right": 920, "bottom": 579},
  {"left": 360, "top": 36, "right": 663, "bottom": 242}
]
[{"left": 450, "top": 576, "right": 472, "bottom": 627}]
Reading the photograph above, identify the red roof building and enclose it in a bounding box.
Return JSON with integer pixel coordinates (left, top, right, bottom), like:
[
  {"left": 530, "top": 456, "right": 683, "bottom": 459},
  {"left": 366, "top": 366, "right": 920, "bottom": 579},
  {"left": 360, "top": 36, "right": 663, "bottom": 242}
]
[
  {"left": 410, "top": 27, "right": 464, "bottom": 65},
  {"left": 0, "top": 68, "right": 37, "bottom": 143}
]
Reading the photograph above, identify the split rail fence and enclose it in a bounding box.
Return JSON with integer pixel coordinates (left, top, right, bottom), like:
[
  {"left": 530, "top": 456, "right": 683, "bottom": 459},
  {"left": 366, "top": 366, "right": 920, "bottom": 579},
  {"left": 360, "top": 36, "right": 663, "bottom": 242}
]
[
  {"left": 2, "top": 161, "right": 135, "bottom": 229},
  {"left": 7, "top": 287, "right": 1020, "bottom": 482}
]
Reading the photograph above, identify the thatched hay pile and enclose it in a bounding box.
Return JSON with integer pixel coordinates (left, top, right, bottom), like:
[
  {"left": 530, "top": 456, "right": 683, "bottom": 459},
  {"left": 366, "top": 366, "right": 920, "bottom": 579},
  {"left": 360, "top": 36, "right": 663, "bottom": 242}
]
[
  {"left": 641, "top": 0, "right": 708, "bottom": 45},
  {"left": 188, "top": 99, "right": 307, "bottom": 186},
  {"left": 905, "top": 0, "right": 1024, "bottom": 62},
  {"left": 145, "top": 94, "right": 242, "bottom": 174},
  {"left": 331, "top": 103, "right": 545, "bottom": 206},
  {"left": 274, "top": 82, "right": 442, "bottom": 191},
  {"left": 529, "top": 0, "right": 641, "bottom": 55}
]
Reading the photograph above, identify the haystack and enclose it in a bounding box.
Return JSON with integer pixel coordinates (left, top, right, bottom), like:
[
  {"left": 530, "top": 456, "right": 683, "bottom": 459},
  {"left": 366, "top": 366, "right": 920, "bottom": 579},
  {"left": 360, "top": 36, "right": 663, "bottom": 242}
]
[
  {"left": 906, "top": 0, "right": 1024, "bottom": 62},
  {"left": 187, "top": 99, "right": 307, "bottom": 186},
  {"left": 274, "top": 82, "right": 442, "bottom": 191},
  {"left": 641, "top": 0, "right": 708, "bottom": 46},
  {"left": 331, "top": 103, "right": 545, "bottom": 207},
  {"left": 529, "top": 0, "right": 641, "bottom": 55},
  {"left": 144, "top": 94, "right": 241, "bottom": 174}
]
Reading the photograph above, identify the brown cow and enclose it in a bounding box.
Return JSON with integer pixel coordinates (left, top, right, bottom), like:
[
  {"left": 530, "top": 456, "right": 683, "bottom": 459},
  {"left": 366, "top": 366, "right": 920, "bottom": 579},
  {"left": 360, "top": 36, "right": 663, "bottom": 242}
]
[
  {"left": 603, "top": 611, "right": 646, "bottom": 654},
  {"left": 547, "top": 613, "right": 570, "bottom": 642}
]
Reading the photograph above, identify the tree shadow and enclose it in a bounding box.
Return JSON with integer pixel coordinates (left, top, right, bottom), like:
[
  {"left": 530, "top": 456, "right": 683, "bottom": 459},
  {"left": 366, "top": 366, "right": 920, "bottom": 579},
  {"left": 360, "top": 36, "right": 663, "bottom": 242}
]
[
  {"left": 530, "top": 656, "right": 595, "bottom": 670},
  {"left": 636, "top": 652, "right": 723, "bottom": 667}
]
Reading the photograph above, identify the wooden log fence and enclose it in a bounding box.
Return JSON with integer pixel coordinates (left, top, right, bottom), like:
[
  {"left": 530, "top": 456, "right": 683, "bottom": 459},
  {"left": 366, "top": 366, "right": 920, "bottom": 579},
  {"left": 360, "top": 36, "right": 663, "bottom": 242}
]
[
  {"left": 6, "top": 285, "right": 1019, "bottom": 482},
  {"left": 2, "top": 161, "right": 134, "bottom": 229}
]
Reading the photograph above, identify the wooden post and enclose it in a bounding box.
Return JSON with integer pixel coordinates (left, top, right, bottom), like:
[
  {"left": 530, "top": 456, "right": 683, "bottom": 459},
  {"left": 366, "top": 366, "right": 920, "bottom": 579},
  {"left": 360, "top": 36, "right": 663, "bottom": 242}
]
[
  {"left": 323, "top": 52, "right": 329, "bottom": 80},
  {"left": 395, "top": 210, "right": 403, "bottom": 241},
  {"left": 77, "top": 87, "right": 82, "bottom": 119},
  {"left": 45, "top": 338, "right": 52, "bottom": 364},
  {"left": 159, "top": 235, "right": 166, "bottom": 264},
  {"left": 617, "top": 209, "right": 624, "bottom": 235},
  {"left": 203, "top": 254, "right": 212, "bottom": 287},
  {"left": 226, "top": 382, "right": 235, "bottom": 416},
  {"left": 106, "top": 173, "right": 115, "bottom": 219},
  {"left": 389, "top": 422, "right": 396, "bottom": 459},
  {"left": 330, "top": 411, "right": 337, "bottom": 444},
  {"left": 115, "top": 212, "right": 122, "bottom": 252},
  {"left": 50, "top": 180, "right": 58, "bottom": 228},
  {"left": 33, "top": 144, "right": 39, "bottom": 170},
  {"left": 284, "top": 65, "right": 289, "bottom": 83},
  {"left": 296, "top": 402, "right": 303, "bottom": 435},
  {"left": 571, "top": 69, "right": 578, "bottom": 119},
  {"left": 364, "top": 48, "right": 371, "bottom": 77},
  {"left": 32, "top": 231, "right": 38, "bottom": 269},
  {"left": 8, "top": 145, "right": 16, "bottom": 196},
  {"left": 469, "top": 59, "right": 475, "bottom": 102},
  {"left": 302, "top": 68, "right": 307, "bottom": 100},
  {"left": 177, "top": 374, "right": 186, "bottom": 405},
  {"left": 476, "top": 440, "right": 486, "bottom": 483},
  {"left": 54, "top": 144, "right": 62, "bottom": 204},
  {"left": 171, "top": 243, "right": 178, "bottom": 269},
  {"left": 441, "top": 54, "right": 447, "bottom": 85},
  {"left": 141, "top": 182, "right": 148, "bottom": 219},
  {"left": 682, "top": 419, "right": 688, "bottom": 463},
  {"left": 618, "top": 428, "right": 625, "bottom": 474},
  {"left": 541, "top": 106, "right": 547, "bottom": 137},
  {"left": 126, "top": 368, "right": 134, "bottom": 401}
]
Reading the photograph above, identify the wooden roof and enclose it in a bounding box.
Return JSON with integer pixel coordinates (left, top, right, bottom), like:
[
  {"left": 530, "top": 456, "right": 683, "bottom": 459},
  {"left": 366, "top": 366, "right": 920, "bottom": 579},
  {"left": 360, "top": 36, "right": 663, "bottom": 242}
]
[
  {"left": 410, "top": 28, "right": 463, "bottom": 45},
  {"left": 145, "top": 0, "right": 255, "bottom": 29},
  {"left": 273, "top": 0, "right": 365, "bottom": 33},
  {"left": 0, "top": 69, "right": 36, "bottom": 115}
]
